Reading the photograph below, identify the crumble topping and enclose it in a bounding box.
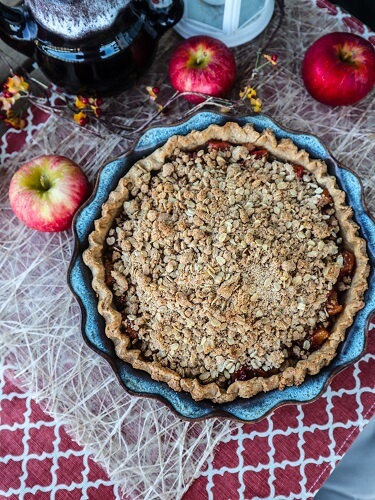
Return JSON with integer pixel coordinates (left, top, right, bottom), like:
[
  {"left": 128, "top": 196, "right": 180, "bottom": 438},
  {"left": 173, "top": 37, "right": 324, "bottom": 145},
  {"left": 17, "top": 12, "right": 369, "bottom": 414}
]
[{"left": 105, "top": 143, "right": 344, "bottom": 386}]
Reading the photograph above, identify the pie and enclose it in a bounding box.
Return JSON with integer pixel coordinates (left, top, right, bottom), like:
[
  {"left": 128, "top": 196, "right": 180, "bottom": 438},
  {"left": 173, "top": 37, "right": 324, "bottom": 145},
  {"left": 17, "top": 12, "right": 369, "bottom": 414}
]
[{"left": 83, "top": 122, "right": 369, "bottom": 403}]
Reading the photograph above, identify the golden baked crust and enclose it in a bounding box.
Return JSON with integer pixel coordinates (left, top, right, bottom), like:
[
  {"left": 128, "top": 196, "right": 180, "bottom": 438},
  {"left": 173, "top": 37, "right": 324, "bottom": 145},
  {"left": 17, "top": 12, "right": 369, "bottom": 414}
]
[{"left": 83, "top": 122, "right": 369, "bottom": 403}]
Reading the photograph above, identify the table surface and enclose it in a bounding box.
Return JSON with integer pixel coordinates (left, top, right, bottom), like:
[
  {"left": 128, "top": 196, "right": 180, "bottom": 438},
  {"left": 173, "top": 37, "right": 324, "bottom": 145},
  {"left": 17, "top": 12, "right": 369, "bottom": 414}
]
[{"left": 1, "top": 1, "right": 375, "bottom": 499}]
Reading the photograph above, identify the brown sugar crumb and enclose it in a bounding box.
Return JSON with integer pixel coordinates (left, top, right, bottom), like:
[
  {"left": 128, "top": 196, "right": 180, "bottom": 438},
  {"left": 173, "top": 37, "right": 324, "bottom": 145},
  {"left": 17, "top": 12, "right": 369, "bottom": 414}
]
[{"left": 105, "top": 143, "right": 343, "bottom": 386}]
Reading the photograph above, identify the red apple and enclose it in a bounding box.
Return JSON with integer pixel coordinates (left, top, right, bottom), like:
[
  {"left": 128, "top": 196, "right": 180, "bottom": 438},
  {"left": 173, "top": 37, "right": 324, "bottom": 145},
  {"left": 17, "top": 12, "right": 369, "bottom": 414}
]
[
  {"left": 302, "top": 32, "right": 375, "bottom": 106},
  {"left": 169, "top": 35, "right": 236, "bottom": 104},
  {"left": 9, "top": 155, "right": 90, "bottom": 232}
]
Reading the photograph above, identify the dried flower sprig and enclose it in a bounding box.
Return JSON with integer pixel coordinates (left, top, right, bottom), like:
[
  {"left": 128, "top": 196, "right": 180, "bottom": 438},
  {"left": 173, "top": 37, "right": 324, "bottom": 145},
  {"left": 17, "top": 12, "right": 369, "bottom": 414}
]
[
  {"left": 0, "top": 72, "right": 105, "bottom": 129},
  {"left": 146, "top": 86, "right": 163, "bottom": 109},
  {"left": 143, "top": 47, "right": 279, "bottom": 122},
  {"left": 238, "top": 50, "right": 279, "bottom": 112},
  {"left": 0, "top": 75, "right": 30, "bottom": 129},
  {"left": 73, "top": 96, "right": 104, "bottom": 125}
]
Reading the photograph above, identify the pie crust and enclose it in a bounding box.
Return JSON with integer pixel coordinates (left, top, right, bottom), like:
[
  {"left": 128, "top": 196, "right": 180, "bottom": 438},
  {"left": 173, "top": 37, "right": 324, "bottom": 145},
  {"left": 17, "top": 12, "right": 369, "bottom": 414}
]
[{"left": 83, "top": 122, "right": 369, "bottom": 403}]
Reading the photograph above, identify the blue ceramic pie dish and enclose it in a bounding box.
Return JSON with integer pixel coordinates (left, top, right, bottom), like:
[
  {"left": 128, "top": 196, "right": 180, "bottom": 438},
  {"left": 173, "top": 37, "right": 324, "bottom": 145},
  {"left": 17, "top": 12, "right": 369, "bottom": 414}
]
[{"left": 68, "top": 111, "right": 375, "bottom": 422}]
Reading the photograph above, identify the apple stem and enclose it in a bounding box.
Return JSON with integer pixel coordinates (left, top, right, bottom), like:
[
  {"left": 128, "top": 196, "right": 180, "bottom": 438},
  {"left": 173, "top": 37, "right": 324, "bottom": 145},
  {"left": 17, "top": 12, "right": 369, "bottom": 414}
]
[
  {"left": 339, "top": 51, "right": 352, "bottom": 63},
  {"left": 196, "top": 51, "right": 207, "bottom": 66},
  {"left": 40, "top": 174, "right": 48, "bottom": 191}
]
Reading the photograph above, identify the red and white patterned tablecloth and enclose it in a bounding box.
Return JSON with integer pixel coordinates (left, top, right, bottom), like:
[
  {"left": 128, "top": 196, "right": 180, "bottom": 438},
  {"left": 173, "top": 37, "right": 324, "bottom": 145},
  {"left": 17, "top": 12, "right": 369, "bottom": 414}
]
[
  {"left": 1, "top": 1, "right": 375, "bottom": 499},
  {"left": 2, "top": 321, "right": 374, "bottom": 500}
]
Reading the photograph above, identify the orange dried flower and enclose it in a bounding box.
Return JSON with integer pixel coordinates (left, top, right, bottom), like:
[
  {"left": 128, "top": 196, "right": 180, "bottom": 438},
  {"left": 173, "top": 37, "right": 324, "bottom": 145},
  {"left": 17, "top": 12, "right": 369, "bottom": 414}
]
[
  {"left": 5, "top": 75, "right": 29, "bottom": 94},
  {"left": 73, "top": 111, "right": 89, "bottom": 125},
  {"left": 263, "top": 53, "right": 278, "bottom": 66}
]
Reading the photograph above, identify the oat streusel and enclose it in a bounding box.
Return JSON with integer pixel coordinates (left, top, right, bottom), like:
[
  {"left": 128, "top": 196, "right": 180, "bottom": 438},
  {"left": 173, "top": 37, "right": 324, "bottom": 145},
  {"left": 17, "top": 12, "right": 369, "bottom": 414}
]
[{"left": 83, "top": 123, "right": 369, "bottom": 403}]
